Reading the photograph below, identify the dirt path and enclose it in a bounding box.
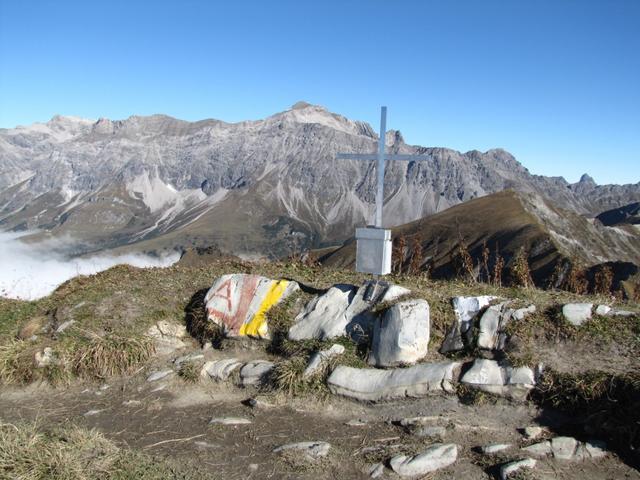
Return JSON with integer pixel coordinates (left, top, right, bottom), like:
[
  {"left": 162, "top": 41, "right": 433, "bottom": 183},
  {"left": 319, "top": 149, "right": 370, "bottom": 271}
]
[{"left": 1, "top": 374, "right": 638, "bottom": 480}]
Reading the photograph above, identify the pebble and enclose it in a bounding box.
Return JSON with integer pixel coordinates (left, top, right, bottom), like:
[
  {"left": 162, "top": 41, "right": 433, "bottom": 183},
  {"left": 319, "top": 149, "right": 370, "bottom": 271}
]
[
  {"left": 146, "top": 370, "right": 173, "bottom": 382},
  {"left": 209, "top": 417, "right": 252, "bottom": 425},
  {"left": 481, "top": 443, "right": 512, "bottom": 454},
  {"left": 273, "top": 441, "right": 331, "bottom": 460}
]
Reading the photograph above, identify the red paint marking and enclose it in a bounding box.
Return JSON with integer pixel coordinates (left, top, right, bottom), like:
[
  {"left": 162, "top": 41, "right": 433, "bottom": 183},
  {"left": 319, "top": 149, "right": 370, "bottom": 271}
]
[
  {"left": 210, "top": 279, "right": 233, "bottom": 311},
  {"left": 207, "top": 275, "right": 260, "bottom": 334}
]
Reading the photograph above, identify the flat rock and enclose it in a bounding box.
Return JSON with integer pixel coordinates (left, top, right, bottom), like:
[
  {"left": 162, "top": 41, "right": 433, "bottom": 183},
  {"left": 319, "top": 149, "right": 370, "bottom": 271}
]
[
  {"left": 369, "top": 299, "right": 430, "bottom": 367},
  {"left": 288, "top": 282, "right": 409, "bottom": 341},
  {"left": 522, "top": 426, "right": 544, "bottom": 439},
  {"left": 440, "top": 296, "right": 495, "bottom": 353},
  {"left": 209, "top": 417, "right": 252, "bottom": 425},
  {"left": 562, "top": 303, "right": 593, "bottom": 326},
  {"left": 413, "top": 426, "right": 447, "bottom": 438},
  {"left": 367, "top": 462, "right": 385, "bottom": 478},
  {"left": 174, "top": 352, "right": 205, "bottom": 367},
  {"left": 303, "top": 344, "right": 345, "bottom": 377},
  {"left": 481, "top": 443, "right": 512, "bottom": 454},
  {"left": 273, "top": 441, "right": 331, "bottom": 460},
  {"left": 460, "top": 359, "right": 535, "bottom": 401},
  {"left": 595, "top": 305, "right": 612, "bottom": 316},
  {"left": 551, "top": 436, "right": 578, "bottom": 460},
  {"left": 500, "top": 458, "right": 536, "bottom": 480},
  {"left": 389, "top": 443, "right": 458, "bottom": 476},
  {"left": 205, "top": 274, "right": 299, "bottom": 338},
  {"left": 146, "top": 321, "right": 188, "bottom": 355},
  {"left": 55, "top": 320, "right": 75, "bottom": 333},
  {"left": 146, "top": 369, "right": 173, "bottom": 382},
  {"left": 327, "top": 362, "right": 459, "bottom": 402},
  {"left": 521, "top": 441, "right": 552, "bottom": 456},
  {"left": 201, "top": 358, "right": 243, "bottom": 381},
  {"left": 240, "top": 360, "right": 274, "bottom": 386}
]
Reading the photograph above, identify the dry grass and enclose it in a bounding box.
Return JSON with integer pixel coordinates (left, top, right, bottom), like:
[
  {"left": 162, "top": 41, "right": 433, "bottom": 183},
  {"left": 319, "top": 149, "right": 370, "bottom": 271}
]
[
  {"left": 177, "top": 361, "right": 200, "bottom": 383},
  {"left": 72, "top": 334, "right": 154, "bottom": 380},
  {"left": 0, "top": 421, "right": 216, "bottom": 480}
]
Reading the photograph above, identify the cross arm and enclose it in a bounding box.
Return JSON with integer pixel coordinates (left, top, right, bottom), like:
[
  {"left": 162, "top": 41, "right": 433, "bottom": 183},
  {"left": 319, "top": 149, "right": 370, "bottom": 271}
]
[{"left": 336, "top": 153, "right": 431, "bottom": 161}]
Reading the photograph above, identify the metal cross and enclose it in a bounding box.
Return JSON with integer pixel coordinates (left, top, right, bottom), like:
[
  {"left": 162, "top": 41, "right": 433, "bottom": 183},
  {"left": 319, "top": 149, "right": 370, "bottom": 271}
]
[{"left": 336, "top": 106, "right": 430, "bottom": 227}]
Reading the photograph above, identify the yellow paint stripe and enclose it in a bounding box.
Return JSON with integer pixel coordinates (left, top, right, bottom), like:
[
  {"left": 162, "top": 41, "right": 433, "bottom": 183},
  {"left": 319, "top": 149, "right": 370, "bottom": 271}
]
[{"left": 239, "top": 280, "right": 289, "bottom": 337}]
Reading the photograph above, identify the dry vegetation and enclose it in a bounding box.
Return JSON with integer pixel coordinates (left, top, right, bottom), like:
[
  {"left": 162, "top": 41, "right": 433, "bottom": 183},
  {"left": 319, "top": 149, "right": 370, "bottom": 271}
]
[{"left": 0, "top": 420, "right": 217, "bottom": 480}]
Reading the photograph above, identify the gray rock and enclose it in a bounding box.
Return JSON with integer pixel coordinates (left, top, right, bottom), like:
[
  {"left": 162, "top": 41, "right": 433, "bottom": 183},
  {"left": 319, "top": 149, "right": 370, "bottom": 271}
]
[
  {"left": 499, "top": 458, "right": 536, "bottom": 480},
  {"left": 413, "top": 426, "right": 447, "bottom": 438},
  {"left": 389, "top": 443, "right": 458, "bottom": 476},
  {"left": 327, "top": 362, "right": 459, "bottom": 402},
  {"left": 611, "top": 309, "right": 636, "bottom": 317},
  {"left": 174, "top": 352, "right": 204, "bottom": 367},
  {"left": 460, "top": 359, "right": 535, "bottom": 400},
  {"left": 146, "top": 369, "right": 174, "bottom": 382},
  {"left": 243, "top": 396, "right": 275, "bottom": 409},
  {"left": 513, "top": 305, "right": 536, "bottom": 320},
  {"left": 440, "top": 296, "right": 495, "bottom": 353},
  {"left": 522, "top": 426, "right": 544, "bottom": 439},
  {"left": 303, "top": 344, "right": 345, "bottom": 377},
  {"left": 583, "top": 440, "right": 607, "bottom": 459},
  {"left": 146, "top": 321, "right": 187, "bottom": 355},
  {"left": 273, "top": 441, "right": 331, "bottom": 460},
  {"left": 367, "top": 462, "right": 385, "bottom": 478},
  {"left": 240, "top": 360, "right": 274, "bottom": 386},
  {"left": 369, "top": 299, "right": 430, "bottom": 367},
  {"left": 478, "top": 302, "right": 536, "bottom": 350},
  {"left": 595, "top": 305, "right": 612, "bottom": 316},
  {"left": 55, "top": 320, "right": 75, "bottom": 333},
  {"left": 551, "top": 436, "right": 579, "bottom": 460},
  {"left": 34, "top": 347, "right": 55, "bottom": 368},
  {"left": 288, "top": 282, "right": 409, "bottom": 341},
  {"left": 209, "top": 417, "right": 252, "bottom": 425},
  {"left": 521, "top": 441, "right": 552, "bottom": 456},
  {"left": 83, "top": 409, "right": 106, "bottom": 417},
  {"left": 201, "top": 358, "right": 243, "bottom": 381},
  {"left": 481, "top": 443, "right": 512, "bottom": 454},
  {"left": 562, "top": 303, "right": 593, "bottom": 326}
]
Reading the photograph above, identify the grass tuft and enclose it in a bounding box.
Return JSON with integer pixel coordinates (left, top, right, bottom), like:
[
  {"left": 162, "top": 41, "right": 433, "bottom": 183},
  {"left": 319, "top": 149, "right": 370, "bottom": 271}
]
[
  {"left": 177, "top": 361, "right": 200, "bottom": 383},
  {"left": 72, "top": 334, "right": 154, "bottom": 380}
]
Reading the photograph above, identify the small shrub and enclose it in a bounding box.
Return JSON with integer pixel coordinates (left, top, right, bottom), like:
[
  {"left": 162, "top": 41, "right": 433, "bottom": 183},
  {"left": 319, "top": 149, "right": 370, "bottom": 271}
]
[
  {"left": 510, "top": 247, "right": 533, "bottom": 288},
  {"left": 408, "top": 235, "right": 424, "bottom": 275},
  {"left": 593, "top": 265, "right": 614, "bottom": 295},
  {"left": 392, "top": 235, "right": 407, "bottom": 274},
  {"left": 565, "top": 259, "right": 588, "bottom": 294},
  {"left": 492, "top": 245, "right": 505, "bottom": 287}
]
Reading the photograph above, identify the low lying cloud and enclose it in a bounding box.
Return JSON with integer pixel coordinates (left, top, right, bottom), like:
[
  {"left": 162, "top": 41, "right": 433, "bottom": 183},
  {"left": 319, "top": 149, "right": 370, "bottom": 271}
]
[{"left": 0, "top": 231, "right": 180, "bottom": 300}]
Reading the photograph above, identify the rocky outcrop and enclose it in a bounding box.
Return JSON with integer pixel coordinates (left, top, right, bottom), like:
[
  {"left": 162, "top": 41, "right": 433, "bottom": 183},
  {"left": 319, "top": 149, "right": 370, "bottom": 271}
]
[
  {"left": 146, "top": 320, "right": 188, "bottom": 355},
  {"left": 368, "top": 299, "right": 430, "bottom": 367},
  {"left": 460, "top": 359, "right": 537, "bottom": 401},
  {"left": 440, "top": 296, "right": 495, "bottom": 353},
  {"left": 288, "top": 282, "right": 409, "bottom": 342},
  {"left": 327, "top": 362, "right": 459, "bottom": 402}
]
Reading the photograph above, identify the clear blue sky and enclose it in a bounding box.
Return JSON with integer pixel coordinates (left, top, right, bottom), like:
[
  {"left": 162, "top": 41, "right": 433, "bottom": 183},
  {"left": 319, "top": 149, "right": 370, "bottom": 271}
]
[{"left": 1, "top": 0, "right": 638, "bottom": 185}]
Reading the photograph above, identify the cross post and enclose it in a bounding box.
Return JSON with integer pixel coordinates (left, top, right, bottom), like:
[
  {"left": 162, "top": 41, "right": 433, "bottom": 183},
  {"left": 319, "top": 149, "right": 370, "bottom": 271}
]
[{"left": 336, "top": 106, "right": 430, "bottom": 277}]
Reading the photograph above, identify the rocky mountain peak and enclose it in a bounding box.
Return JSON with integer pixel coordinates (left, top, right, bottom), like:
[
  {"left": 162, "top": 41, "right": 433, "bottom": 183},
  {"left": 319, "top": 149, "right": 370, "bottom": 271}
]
[{"left": 579, "top": 173, "right": 596, "bottom": 185}]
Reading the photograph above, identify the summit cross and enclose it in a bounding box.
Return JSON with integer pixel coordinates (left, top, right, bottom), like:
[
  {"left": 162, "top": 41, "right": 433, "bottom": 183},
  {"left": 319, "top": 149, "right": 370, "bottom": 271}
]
[
  {"left": 336, "top": 106, "right": 430, "bottom": 228},
  {"left": 336, "top": 106, "right": 430, "bottom": 276}
]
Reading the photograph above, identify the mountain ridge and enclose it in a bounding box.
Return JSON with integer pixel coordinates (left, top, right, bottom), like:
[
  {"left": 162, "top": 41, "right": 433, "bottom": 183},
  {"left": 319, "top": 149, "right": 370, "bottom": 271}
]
[{"left": 1, "top": 102, "right": 639, "bottom": 258}]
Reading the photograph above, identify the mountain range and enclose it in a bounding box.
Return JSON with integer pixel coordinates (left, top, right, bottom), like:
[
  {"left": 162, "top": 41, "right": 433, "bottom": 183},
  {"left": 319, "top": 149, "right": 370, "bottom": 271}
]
[{"left": 1, "top": 101, "right": 639, "bottom": 260}]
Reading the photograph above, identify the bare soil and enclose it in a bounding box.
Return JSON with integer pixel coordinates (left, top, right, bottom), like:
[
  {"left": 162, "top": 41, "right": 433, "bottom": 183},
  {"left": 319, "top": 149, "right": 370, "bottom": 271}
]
[{"left": 1, "top": 363, "right": 638, "bottom": 480}]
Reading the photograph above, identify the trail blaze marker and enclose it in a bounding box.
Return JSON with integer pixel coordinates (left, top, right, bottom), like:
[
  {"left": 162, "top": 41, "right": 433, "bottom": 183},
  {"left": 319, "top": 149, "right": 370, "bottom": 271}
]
[{"left": 336, "top": 106, "right": 430, "bottom": 276}]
